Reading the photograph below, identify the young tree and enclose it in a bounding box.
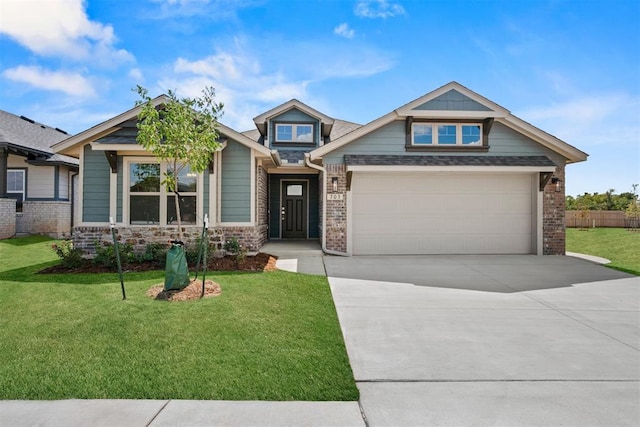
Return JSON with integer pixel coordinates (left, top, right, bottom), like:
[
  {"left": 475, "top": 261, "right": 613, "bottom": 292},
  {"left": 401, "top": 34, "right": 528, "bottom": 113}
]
[{"left": 135, "top": 85, "right": 223, "bottom": 241}]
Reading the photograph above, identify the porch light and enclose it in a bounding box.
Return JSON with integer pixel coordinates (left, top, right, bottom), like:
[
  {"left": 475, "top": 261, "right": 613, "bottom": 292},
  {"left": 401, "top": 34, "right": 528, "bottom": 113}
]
[
  {"left": 332, "top": 177, "right": 338, "bottom": 192},
  {"left": 551, "top": 177, "right": 561, "bottom": 192}
]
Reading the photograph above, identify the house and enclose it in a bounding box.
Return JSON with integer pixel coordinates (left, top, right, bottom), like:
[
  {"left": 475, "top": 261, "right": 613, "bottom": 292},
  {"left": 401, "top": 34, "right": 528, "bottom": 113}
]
[
  {"left": 0, "top": 110, "right": 79, "bottom": 239},
  {"left": 52, "top": 82, "right": 587, "bottom": 255}
]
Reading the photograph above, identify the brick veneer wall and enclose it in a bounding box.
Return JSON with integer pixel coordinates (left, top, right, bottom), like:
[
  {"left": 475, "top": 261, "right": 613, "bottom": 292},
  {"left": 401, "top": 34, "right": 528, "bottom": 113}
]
[
  {"left": 0, "top": 198, "right": 16, "bottom": 239},
  {"left": 17, "top": 201, "right": 72, "bottom": 238},
  {"left": 325, "top": 164, "right": 347, "bottom": 253},
  {"left": 543, "top": 165, "right": 566, "bottom": 255},
  {"left": 73, "top": 224, "right": 267, "bottom": 257}
]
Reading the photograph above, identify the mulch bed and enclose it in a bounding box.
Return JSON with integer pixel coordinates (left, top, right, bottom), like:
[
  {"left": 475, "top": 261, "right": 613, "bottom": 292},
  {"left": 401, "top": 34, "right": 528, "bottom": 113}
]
[
  {"left": 147, "top": 279, "right": 222, "bottom": 301},
  {"left": 38, "top": 252, "right": 278, "bottom": 274}
]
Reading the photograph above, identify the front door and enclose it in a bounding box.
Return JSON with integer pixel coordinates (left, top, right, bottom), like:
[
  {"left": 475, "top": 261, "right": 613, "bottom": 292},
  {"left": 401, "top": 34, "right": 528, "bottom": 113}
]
[{"left": 282, "top": 181, "right": 308, "bottom": 238}]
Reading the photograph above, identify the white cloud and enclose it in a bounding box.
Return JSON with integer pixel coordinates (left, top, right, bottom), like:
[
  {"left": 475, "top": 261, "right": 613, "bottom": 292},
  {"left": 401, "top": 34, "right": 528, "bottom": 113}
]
[
  {"left": 0, "top": 0, "right": 133, "bottom": 64},
  {"left": 2, "top": 65, "right": 96, "bottom": 97},
  {"left": 355, "top": 0, "right": 405, "bottom": 19},
  {"left": 129, "top": 68, "right": 144, "bottom": 82},
  {"left": 334, "top": 23, "right": 355, "bottom": 39},
  {"left": 517, "top": 93, "right": 640, "bottom": 148}
]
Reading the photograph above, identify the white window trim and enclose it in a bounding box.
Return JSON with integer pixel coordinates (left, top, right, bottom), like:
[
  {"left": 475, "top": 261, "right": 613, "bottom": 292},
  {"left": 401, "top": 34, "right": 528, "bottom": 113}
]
[
  {"left": 412, "top": 123, "right": 483, "bottom": 146},
  {"left": 7, "top": 169, "right": 25, "bottom": 211},
  {"left": 275, "top": 123, "right": 314, "bottom": 143},
  {"left": 123, "top": 157, "right": 203, "bottom": 226}
]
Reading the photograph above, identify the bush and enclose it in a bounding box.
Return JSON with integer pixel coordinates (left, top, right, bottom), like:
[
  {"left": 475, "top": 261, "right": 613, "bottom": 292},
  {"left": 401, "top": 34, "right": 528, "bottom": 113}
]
[
  {"left": 224, "top": 237, "right": 247, "bottom": 263},
  {"left": 93, "top": 240, "right": 136, "bottom": 268},
  {"left": 138, "top": 242, "right": 167, "bottom": 267},
  {"left": 51, "top": 240, "right": 84, "bottom": 268}
]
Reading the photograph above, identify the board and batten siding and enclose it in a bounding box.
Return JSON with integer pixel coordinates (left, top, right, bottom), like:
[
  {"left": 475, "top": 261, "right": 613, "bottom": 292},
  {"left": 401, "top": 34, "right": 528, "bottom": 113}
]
[
  {"left": 220, "top": 140, "right": 251, "bottom": 222},
  {"left": 323, "top": 121, "right": 564, "bottom": 165},
  {"left": 82, "top": 145, "right": 110, "bottom": 222}
]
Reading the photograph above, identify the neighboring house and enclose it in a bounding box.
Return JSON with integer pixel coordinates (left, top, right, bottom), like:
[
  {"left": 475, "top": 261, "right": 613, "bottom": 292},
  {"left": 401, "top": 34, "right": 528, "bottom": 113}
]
[
  {"left": 53, "top": 82, "right": 587, "bottom": 255},
  {"left": 0, "top": 110, "right": 79, "bottom": 239}
]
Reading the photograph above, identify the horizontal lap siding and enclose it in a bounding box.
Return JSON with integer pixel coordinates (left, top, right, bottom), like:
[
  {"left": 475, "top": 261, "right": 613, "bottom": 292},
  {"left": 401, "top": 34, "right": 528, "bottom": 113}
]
[
  {"left": 221, "top": 140, "right": 251, "bottom": 222},
  {"left": 82, "top": 145, "right": 110, "bottom": 222}
]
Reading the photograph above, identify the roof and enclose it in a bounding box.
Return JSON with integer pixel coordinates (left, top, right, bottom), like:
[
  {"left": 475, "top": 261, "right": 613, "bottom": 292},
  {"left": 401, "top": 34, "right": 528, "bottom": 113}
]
[
  {"left": 311, "top": 81, "right": 588, "bottom": 164},
  {"left": 252, "top": 99, "right": 336, "bottom": 138},
  {"left": 53, "top": 95, "right": 274, "bottom": 159},
  {"left": 344, "top": 155, "right": 557, "bottom": 167},
  {"left": 0, "top": 109, "right": 78, "bottom": 168}
]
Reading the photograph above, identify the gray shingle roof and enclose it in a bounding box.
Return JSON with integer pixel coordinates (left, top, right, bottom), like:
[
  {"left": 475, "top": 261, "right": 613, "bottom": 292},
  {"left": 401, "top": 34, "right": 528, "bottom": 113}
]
[
  {"left": 344, "top": 155, "right": 556, "bottom": 167},
  {"left": 279, "top": 150, "right": 308, "bottom": 164},
  {"left": 0, "top": 109, "right": 78, "bottom": 166}
]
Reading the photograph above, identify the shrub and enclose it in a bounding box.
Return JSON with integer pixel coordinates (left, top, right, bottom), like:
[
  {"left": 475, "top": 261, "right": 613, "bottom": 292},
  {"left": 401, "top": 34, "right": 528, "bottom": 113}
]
[
  {"left": 51, "top": 240, "right": 84, "bottom": 268},
  {"left": 224, "top": 237, "right": 247, "bottom": 264},
  {"left": 138, "top": 242, "right": 167, "bottom": 267},
  {"left": 93, "top": 240, "right": 136, "bottom": 268}
]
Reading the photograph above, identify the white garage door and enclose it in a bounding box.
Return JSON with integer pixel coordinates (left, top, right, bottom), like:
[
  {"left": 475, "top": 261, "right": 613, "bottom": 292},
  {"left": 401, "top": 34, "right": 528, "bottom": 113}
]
[{"left": 351, "top": 172, "right": 534, "bottom": 255}]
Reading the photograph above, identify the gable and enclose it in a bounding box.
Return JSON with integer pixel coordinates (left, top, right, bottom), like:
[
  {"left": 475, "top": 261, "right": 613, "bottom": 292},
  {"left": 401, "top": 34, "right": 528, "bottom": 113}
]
[
  {"left": 414, "top": 89, "right": 492, "bottom": 112},
  {"left": 273, "top": 108, "right": 318, "bottom": 123}
]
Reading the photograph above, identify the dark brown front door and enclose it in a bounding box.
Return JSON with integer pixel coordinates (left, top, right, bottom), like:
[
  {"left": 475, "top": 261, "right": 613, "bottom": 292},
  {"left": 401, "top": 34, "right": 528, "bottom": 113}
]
[{"left": 282, "top": 181, "right": 307, "bottom": 238}]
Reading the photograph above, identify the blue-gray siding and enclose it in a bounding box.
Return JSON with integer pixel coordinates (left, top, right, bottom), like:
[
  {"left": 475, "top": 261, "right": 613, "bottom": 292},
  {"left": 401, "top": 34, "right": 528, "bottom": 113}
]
[
  {"left": 324, "top": 121, "right": 564, "bottom": 165},
  {"left": 221, "top": 140, "right": 251, "bottom": 222},
  {"left": 82, "top": 145, "right": 110, "bottom": 222},
  {"left": 415, "top": 89, "right": 492, "bottom": 111},
  {"left": 117, "top": 156, "right": 123, "bottom": 222},
  {"left": 270, "top": 109, "right": 320, "bottom": 149}
]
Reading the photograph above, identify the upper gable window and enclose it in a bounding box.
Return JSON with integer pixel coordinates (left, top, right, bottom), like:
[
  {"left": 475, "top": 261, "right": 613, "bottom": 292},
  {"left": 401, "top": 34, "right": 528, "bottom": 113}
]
[
  {"left": 412, "top": 123, "right": 482, "bottom": 146},
  {"left": 275, "top": 124, "right": 314, "bottom": 144}
]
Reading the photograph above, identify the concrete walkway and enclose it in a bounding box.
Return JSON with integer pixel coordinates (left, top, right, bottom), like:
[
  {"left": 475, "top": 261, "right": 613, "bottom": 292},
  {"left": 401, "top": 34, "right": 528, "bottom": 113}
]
[
  {"left": 325, "top": 255, "right": 640, "bottom": 426},
  {"left": 261, "top": 240, "right": 326, "bottom": 276}
]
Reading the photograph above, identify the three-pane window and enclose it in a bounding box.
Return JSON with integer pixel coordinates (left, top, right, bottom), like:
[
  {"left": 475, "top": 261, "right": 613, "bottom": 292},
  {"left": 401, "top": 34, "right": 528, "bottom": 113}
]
[{"left": 412, "top": 123, "right": 482, "bottom": 146}]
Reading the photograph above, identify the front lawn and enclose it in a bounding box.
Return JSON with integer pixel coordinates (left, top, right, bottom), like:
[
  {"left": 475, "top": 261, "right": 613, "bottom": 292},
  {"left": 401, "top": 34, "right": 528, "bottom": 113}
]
[
  {"left": 0, "top": 236, "right": 358, "bottom": 401},
  {"left": 566, "top": 228, "right": 640, "bottom": 275}
]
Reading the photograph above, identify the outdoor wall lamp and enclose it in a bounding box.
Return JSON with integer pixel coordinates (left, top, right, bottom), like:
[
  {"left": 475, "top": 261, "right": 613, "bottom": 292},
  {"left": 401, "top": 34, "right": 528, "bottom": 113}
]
[
  {"left": 551, "top": 177, "right": 561, "bottom": 192},
  {"left": 332, "top": 177, "right": 338, "bottom": 192}
]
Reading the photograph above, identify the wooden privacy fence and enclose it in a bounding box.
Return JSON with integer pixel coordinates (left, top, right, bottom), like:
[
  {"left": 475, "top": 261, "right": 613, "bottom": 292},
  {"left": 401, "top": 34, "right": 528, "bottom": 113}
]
[{"left": 566, "top": 210, "right": 639, "bottom": 228}]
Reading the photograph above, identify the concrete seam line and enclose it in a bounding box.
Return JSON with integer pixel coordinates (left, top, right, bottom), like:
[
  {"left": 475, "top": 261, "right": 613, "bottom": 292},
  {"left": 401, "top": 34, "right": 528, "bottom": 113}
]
[
  {"left": 146, "top": 400, "right": 171, "bottom": 426},
  {"left": 358, "top": 399, "right": 371, "bottom": 427}
]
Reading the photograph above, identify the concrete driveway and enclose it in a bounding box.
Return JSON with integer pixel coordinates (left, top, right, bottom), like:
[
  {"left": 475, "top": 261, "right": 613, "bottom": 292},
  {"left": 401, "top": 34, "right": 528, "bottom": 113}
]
[{"left": 325, "top": 255, "right": 640, "bottom": 426}]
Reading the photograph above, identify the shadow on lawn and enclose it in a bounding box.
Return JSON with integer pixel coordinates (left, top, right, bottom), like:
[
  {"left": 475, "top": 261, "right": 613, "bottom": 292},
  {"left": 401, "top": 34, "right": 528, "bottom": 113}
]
[
  {"left": 0, "top": 262, "right": 164, "bottom": 285},
  {"left": 1, "top": 235, "right": 54, "bottom": 246}
]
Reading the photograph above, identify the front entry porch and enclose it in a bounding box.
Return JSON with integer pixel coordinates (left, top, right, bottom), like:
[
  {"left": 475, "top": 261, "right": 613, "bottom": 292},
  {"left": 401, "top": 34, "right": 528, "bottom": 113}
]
[{"left": 268, "top": 173, "right": 320, "bottom": 240}]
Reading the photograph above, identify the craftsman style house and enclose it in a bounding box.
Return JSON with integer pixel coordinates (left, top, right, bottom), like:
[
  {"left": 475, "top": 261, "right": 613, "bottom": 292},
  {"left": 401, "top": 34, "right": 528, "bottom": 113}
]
[
  {"left": 53, "top": 82, "right": 587, "bottom": 255},
  {"left": 0, "top": 110, "right": 78, "bottom": 239}
]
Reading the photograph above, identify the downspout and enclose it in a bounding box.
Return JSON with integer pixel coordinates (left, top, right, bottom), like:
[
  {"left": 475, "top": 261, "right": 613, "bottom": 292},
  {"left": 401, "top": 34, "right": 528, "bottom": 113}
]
[{"left": 304, "top": 153, "right": 348, "bottom": 256}]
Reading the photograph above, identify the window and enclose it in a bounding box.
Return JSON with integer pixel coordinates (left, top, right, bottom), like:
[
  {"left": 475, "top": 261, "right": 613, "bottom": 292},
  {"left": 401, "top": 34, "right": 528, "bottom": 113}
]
[
  {"left": 127, "top": 161, "right": 198, "bottom": 225},
  {"left": 275, "top": 124, "right": 314, "bottom": 143},
  {"left": 412, "top": 123, "right": 482, "bottom": 146},
  {"left": 7, "top": 169, "right": 25, "bottom": 212}
]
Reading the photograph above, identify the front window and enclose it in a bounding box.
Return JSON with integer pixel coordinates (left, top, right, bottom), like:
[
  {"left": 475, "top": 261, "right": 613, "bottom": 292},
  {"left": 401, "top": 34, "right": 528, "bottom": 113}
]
[
  {"left": 275, "top": 123, "right": 314, "bottom": 143},
  {"left": 127, "top": 161, "right": 198, "bottom": 225},
  {"left": 412, "top": 123, "right": 483, "bottom": 146},
  {"left": 7, "top": 169, "right": 25, "bottom": 212}
]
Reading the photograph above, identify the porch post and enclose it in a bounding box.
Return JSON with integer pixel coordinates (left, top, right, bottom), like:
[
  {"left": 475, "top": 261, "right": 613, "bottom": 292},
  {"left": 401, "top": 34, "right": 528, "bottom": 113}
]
[{"left": 0, "top": 147, "right": 8, "bottom": 198}]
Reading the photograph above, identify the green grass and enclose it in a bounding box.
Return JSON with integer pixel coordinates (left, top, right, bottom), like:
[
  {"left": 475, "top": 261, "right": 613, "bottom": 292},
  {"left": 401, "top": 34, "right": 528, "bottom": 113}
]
[
  {"left": 0, "top": 236, "right": 359, "bottom": 401},
  {"left": 567, "top": 228, "right": 640, "bottom": 276}
]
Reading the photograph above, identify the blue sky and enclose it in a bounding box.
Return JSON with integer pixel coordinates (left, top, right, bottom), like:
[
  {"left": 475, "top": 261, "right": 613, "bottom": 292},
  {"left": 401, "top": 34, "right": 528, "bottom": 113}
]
[{"left": 1, "top": 0, "right": 638, "bottom": 197}]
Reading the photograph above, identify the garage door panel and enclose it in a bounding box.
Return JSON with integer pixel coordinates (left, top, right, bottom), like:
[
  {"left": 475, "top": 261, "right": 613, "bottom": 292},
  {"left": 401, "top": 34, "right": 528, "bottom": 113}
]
[{"left": 351, "top": 172, "right": 533, "bottom": 255}]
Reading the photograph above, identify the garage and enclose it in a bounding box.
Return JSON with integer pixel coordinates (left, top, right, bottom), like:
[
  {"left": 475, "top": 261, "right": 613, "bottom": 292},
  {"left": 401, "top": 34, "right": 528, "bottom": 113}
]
[{"left": 350, "top": 172, "right": 536, "bottom": 255}]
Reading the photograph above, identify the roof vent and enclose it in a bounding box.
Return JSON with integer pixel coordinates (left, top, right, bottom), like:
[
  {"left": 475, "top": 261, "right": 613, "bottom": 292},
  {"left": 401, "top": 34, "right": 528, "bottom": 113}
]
[
  {"left": 55, "top": 127, "right": 68, "bottom": 135},
  {"left": 20, "top": 115, "right": 35, "bottom": 123}
]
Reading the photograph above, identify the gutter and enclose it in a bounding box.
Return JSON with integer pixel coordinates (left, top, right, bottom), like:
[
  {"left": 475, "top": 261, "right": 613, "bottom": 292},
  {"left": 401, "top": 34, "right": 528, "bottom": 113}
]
[{"left": 304, "top": 153, "right": 348, "bottom": 257}]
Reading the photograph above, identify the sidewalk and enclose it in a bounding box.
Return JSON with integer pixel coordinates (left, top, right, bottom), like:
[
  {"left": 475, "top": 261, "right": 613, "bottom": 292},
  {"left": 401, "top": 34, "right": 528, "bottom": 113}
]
[{"left": 0, "top": 400, "right": 365, "bottom": 426}]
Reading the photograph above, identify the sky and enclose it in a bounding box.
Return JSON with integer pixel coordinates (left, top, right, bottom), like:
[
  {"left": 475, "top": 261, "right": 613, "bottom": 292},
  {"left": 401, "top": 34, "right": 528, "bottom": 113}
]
[{"left": 0, "top": 0, "right": 638, "bottom": 197}]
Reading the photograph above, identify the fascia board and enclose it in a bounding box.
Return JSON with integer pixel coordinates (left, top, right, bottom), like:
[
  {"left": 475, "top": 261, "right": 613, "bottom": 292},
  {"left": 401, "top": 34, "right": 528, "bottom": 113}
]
[
  {"left": 310, "top": 111, "right": 398, "bottom": 159},
  {"left": 253, "top": 99, "right": 335, "bottom": 125},
  {"left": 53, "top": 95, "right": 168, "bottom": 154},
  {"left": 347, "top": 165, "right": 557, "bottom": 173},
  {"left": 395, "top": 81, "right": 510, "bottom": 117},
  {"left": 500, "top": 116, "right": 588, "bottom": 163},
  {"left": 217, "top": 122, "right": 273, "bottom": 157}
]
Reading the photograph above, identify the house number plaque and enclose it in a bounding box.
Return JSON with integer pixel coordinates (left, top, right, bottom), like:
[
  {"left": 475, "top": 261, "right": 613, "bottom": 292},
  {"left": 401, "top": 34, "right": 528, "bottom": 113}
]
[{"left": 327, "top": 193, "right": 344, "bottom": 201}]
